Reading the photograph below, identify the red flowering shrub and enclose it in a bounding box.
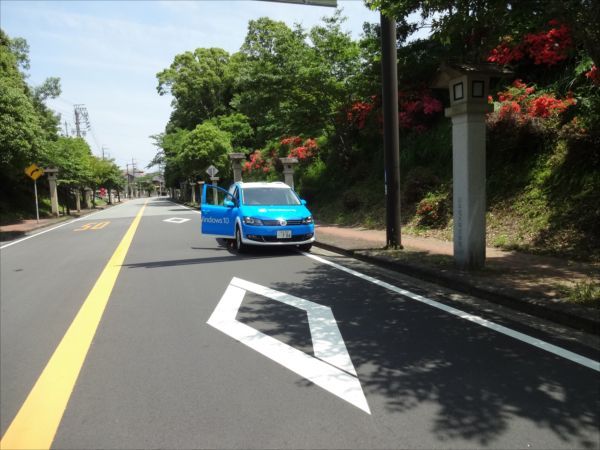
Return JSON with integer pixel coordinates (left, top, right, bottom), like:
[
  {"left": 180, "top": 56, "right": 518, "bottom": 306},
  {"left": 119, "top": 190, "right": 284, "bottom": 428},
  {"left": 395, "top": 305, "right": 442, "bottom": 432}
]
[
  {"left": 398, "top": 90, "right": 443, "bottom": 131},
  {"left": 490, "top": 79, "right": 575, "bottom": 123},
  {"left": 281, "top": 136, "right": 318, "bottom": 162},
  {"left": 487, "top": 39, "right": 525, "bottom": 65},
  {"left": 243, "top": 151, "right": 271, "bottom": 175},
  {"left": 347, "top": 100, "right": 375, "bottom": 129},
  {"left": 528, "top": 94, "right": 575, "bottom": 118},
  {"left": 585, "top": 65, "right": 600, "bottom": 85},
  {"left": 346, "top": 91, "right": 442, "bottom": 133},
  {"left": 523, "top": 21, "right": 572, "bottom": 66},
  {"left": 498, "top": 101, "right": 522, "bottom": 120},
  {"left": 280, "top": 136, "right": 303, "bottom": 147},
  {"left": 415, "top": 192, "right": 449, "bottom": 228},
  {"left": 487, "top": 20, "right": 573, "bottom": 66}
]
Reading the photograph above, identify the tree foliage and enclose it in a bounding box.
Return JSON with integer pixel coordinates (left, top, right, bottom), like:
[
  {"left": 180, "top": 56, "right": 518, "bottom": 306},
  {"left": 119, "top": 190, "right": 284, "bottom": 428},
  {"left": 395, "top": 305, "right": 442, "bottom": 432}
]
[
  {"left": 1, "top": 29, "right": 126, "bottom": 217},
  {"left": 156, "top": 48, "right": 234, "bottom": 130}
]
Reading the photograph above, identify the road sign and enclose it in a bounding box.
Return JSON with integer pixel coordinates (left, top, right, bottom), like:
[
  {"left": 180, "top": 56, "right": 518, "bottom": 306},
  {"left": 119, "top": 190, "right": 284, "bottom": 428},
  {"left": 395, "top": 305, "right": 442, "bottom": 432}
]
[
  {"left": 24, "top": 163, "right": 44, "bottom": 181},
  {"left": 206, "top": 165, "right": 219, "bottom": 177},
  {"left": 208, "top": 277, "right": 370, "bottom": 414}
]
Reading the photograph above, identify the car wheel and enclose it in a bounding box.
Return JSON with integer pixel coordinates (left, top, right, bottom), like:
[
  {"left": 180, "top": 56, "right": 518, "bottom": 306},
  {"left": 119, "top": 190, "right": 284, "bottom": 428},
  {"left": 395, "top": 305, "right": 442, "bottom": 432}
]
[
  {"left": 235, "top": 226, "right": 247, "bottom": 253},
  {"left": 298, "top": 243, "right": 312, "bottom": 252}
]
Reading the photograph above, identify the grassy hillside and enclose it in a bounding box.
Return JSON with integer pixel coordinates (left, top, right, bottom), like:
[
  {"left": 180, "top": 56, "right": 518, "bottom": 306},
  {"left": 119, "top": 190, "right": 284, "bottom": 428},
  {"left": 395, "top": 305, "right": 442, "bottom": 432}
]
[{"left": 308, "top": 109, "right": 600, "bottom": 264}]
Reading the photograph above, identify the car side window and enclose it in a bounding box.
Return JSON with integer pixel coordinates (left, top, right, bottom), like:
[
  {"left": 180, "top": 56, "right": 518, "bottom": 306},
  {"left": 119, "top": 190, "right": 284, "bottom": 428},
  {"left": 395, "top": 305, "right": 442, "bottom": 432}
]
[
  {"left": 205, "top": 185, "right": 234, "bottom": 206},
  {"left": 233, "top": 187, "right": 240, "bottom": 205}
]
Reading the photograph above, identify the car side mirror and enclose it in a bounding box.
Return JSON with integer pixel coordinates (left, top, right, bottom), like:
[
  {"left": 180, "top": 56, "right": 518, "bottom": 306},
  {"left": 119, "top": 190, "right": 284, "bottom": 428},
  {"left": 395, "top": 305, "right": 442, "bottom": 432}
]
[
  {"left": 224, "top": 200, "right": 235, "bottom": 208},
  {"left": 301, "top": 199, "right": 307, "bottom": 206}
]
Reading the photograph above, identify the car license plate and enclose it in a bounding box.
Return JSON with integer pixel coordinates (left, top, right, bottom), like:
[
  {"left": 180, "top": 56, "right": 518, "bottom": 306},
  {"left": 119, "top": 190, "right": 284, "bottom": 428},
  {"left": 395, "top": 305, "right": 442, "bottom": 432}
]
[{"left": 277, "top": 230, "right": 292, "bottom": 239}]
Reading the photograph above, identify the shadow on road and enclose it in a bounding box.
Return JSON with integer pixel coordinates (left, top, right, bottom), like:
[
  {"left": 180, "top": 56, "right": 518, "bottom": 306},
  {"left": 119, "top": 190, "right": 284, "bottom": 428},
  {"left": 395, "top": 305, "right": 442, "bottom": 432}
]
[{"left": 238, "top": 258, "right": 600, "bottom": 448}]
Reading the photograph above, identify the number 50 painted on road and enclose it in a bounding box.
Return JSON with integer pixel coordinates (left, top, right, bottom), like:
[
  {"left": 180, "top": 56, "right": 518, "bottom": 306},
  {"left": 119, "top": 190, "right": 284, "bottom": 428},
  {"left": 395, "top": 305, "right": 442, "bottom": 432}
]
[{"left": 74, "top": 221, "right": 110, "bottom": 231}]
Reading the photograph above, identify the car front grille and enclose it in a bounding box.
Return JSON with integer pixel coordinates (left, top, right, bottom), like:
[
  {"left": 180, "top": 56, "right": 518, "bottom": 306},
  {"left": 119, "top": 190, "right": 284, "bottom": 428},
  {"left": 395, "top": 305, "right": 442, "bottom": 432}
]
[{"left": 261, "top": 219, "right": 304, "bottom": 226}]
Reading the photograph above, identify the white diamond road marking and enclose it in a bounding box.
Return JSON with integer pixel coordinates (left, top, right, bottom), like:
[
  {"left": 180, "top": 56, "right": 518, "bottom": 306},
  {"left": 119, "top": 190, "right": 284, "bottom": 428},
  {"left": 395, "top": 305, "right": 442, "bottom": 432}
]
[
  {"left": 207, "top": 277, "right": 371, "bottom": 414},
  {"left": 163, "top": 217, "right": 190, "bottom": 224}
]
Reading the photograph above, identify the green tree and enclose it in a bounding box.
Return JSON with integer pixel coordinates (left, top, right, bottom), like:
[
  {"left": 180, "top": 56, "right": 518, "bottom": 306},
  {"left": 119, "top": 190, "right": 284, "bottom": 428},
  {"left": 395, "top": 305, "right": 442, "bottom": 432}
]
[
  {"left": 156, "top": 48, "right": 234, "bottom": 130},
  {"left": 207, "top": 113, "right": 254, "bottom": 151},
  {"left": 176, "top": 122, "right": 233, "bottom": 180},
  {"left": 0, "top": 30, "right": 45, "bottom": 185}
]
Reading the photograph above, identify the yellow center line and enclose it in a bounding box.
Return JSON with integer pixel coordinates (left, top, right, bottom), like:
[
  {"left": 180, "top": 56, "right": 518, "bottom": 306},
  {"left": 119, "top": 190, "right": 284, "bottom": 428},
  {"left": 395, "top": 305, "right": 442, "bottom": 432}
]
[{"left": 1, "top": 200, "right": 148, "bottom": 450}]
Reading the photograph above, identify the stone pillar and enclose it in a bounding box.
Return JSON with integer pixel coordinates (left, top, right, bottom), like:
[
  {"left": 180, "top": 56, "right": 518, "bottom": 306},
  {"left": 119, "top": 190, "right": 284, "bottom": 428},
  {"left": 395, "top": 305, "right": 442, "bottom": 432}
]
[
  {"left": 75, "top": 189, "right": 81, "bottom": 213},
  {"left": 84, "top": 188, "right": 92, "bottom": 209},
  {"left": 280, "top": 157, "right": 298, "bottom": 190},
  {"left": 45, "top": 167, "right": 59, "bottom": 217},
  {"left": 210, "top": 177, "right": 220, "bottom": 204},
  {"left": 190, "top": 182, "right": 197, "bottom": 204},
  {"left": 229, "top": 153, "right": 245, "bottom": 183},
  {"left": 446, "top": 102, "right": 492, "bottom": 269}
]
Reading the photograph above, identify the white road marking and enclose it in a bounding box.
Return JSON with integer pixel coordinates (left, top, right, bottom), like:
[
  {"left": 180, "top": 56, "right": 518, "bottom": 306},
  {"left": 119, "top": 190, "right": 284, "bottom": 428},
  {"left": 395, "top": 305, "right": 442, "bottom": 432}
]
[
  {"left": 166, "top": 200, "right": 201, "bottom": 214},
  {"left": 163, "top": 217, "right": 191, "bottom": 224},
  {"left": 207, "top": 277, "right": 370, "bottom": 414},
  {"left": 0, "top": 208, "right": 108, "bottom": 250},
  {"left": 302, "top": 252, "right": 600, "bottom": 372}
]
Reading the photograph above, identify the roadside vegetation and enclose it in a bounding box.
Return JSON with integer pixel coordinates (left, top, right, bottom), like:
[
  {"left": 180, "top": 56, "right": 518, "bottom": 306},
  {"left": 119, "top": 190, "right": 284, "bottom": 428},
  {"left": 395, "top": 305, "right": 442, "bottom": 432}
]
[
  {"left": 149, "top": 2, "right": 599, "bottom": 266},
  {"left": 0, "top": 30, "right": 125, "bottom": 221},
  {"left": 2, "top": 2, "right": 599, "bottom": 269}
]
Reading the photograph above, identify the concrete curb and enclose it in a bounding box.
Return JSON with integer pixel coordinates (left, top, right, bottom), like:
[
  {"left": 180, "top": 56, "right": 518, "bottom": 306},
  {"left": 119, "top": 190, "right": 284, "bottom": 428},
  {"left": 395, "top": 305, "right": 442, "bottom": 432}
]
[{"left": 314, "top": 240, "right": 600, "bottom": 336}]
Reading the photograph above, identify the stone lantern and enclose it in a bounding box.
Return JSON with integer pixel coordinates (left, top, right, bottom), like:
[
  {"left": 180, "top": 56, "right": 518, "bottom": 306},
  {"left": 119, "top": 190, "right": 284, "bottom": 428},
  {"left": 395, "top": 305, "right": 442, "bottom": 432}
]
[
  {"left": 229, "top": 153, "right": 246, "bottom": 183},
  {"left": 433, "top": 63, "right": 511, "bottom": 269},
  {"left": 280, "top": 157, "right": 298, "bottom": 190}
]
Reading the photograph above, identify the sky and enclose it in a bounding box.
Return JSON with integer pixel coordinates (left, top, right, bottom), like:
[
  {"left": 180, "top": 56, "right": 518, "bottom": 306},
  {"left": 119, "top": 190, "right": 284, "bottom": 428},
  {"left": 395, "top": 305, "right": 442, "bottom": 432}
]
[{"left": 1, "top": 0, "right": 381, "bottom": 172}]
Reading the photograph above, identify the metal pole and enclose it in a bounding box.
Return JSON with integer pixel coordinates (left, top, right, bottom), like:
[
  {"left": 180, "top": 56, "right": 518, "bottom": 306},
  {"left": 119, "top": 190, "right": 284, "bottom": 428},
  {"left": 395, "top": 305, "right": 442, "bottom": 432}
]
[
  {"left": 33, "top": 179, "right": 40, "bottom": 223},
  {"left": 380, "top": 12, "right": 402, "bottom": 249}
]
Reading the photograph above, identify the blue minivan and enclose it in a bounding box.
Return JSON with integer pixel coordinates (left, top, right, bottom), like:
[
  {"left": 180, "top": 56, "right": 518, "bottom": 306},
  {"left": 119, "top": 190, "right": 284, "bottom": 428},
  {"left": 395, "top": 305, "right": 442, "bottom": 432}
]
[{"left": 201, "top": 181, "right": 315, "bottom": 252}]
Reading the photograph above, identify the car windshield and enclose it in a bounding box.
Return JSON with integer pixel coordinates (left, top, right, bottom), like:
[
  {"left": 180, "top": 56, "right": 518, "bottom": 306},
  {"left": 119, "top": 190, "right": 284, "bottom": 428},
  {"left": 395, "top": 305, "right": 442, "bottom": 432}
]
[{"left": 242, "top": 187, "right": 300, "bottom": 206}]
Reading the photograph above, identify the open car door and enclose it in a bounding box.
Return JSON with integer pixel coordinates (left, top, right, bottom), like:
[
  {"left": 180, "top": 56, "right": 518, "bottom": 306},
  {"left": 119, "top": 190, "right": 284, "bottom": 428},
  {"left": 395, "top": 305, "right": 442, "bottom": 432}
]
[{"left": 201, "top": 184, "right": 237, "bottom": 237}]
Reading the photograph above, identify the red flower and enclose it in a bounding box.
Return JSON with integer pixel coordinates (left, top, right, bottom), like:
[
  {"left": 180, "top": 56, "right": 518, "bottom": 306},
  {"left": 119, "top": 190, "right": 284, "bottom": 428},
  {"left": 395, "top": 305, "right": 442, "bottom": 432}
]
[
  {"left": 585, "top": 65, "right": 600, "bottom": 85},
  {"left": 347, "top": 101, "right": 375, "bottom": 129},
  {"left": 487, "top": 21, "right": 573, "bottom": 67},
  {"left": 528, "top": 94, "right": 574, "bottom": 118},
  {"left": 422, "top": 96, "right": 443, "bottom": 114},
  {"left": 523, "top": 22, "right": 572, "bottom": 66},
  {"left": 487, "top": 42, "right": 525, "bottom": 65},
  {"left": 498, "top": 101, "right": 521, "bottom": 119}
]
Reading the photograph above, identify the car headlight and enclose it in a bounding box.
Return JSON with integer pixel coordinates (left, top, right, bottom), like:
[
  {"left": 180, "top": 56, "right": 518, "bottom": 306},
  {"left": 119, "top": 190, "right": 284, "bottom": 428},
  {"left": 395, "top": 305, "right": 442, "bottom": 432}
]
[
  {"left": 302, "top": 216, "right": 313, "bottom": 224},
  {"left": 243, "top": 216, "right": 264, "bottom": 226}
]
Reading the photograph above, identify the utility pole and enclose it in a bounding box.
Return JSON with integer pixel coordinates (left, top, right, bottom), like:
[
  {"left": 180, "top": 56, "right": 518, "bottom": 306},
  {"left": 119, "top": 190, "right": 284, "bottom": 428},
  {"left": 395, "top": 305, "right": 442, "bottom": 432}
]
[
  {"left": 381, "top": 12, "right": 402, "bottom": 249},
  {"left": 73, "top": 104, "right": 90, "bottom": 138}
]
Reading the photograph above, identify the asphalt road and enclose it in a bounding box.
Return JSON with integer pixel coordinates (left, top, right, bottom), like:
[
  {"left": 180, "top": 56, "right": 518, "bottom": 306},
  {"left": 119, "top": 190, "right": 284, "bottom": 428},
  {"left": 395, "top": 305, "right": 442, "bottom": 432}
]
[{"left": 1, "top": 197, "right": 599, "bottom": 449}]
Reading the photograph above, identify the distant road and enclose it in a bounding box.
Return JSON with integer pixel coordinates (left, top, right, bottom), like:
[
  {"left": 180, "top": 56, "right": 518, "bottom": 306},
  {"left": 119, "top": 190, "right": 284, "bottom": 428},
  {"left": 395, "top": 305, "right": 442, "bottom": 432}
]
[{"left": 1, "top": 197, "right": 598, "bottom": 449}]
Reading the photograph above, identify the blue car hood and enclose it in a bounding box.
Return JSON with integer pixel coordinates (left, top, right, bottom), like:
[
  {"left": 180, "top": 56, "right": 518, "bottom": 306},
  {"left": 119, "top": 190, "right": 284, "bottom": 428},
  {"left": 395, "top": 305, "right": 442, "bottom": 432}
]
[{"left": 240, "top": 205, "right": 311, "bottom": 220}]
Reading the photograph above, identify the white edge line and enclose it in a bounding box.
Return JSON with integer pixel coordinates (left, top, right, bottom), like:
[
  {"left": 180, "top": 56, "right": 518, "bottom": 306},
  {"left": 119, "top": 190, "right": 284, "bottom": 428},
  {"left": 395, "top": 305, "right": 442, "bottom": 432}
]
[
  {"left": 0, "top": 206, "right": 116, "bottom": 250},
  {"left": 165, "top": 199, "right": 201, "bottom": 214},
  {"left": 302, "top": 252, "right": 600, "bottom": 373}
]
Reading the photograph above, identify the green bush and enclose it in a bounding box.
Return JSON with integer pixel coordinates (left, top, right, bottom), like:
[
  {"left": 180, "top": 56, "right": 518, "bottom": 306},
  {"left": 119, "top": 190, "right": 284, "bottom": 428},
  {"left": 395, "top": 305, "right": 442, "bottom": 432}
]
[{"left": 415, "top": 191, "right": 449, "bottom": 228}]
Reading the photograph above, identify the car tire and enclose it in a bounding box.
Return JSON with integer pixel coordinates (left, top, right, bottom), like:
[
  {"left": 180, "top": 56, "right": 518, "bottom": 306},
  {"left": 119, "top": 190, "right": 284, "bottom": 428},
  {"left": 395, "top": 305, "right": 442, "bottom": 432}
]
[
  {"left": 298, "top": 243, "right": 312, "bottom": 252},
  {"left": 235, "top": 226, "right": 247, "bottom": 253}
]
